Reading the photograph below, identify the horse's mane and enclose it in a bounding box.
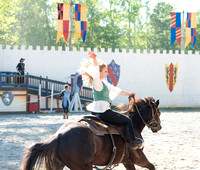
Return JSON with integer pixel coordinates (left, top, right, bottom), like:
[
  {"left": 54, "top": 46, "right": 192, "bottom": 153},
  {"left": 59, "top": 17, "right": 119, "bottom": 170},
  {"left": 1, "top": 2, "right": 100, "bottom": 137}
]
[
  {"left": 134, "top": 96, "right": 155, "bottom": 109},
  {"left": 116, "top": 96, "right": 155, "bottom": 113}
]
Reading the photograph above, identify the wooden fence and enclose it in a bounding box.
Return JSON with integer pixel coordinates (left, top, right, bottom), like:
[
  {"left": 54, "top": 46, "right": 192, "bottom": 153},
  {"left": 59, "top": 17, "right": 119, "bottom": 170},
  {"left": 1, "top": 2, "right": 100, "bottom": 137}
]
[{"left": 0, "top": 72, "right": 93, "bottom": 101}]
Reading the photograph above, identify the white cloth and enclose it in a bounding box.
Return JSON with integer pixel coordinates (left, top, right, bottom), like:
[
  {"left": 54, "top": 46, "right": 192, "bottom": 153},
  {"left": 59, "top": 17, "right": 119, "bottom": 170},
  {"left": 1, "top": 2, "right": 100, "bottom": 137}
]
[{"left": 85, "top": 61, "right": 121, "bottom": 113}]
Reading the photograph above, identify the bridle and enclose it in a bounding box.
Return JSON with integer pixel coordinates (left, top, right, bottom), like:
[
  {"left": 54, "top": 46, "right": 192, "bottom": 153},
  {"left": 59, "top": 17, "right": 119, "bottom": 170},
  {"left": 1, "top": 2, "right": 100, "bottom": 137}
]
[{"left": 128, "top": 96, "right": 161, "bottom": 130}]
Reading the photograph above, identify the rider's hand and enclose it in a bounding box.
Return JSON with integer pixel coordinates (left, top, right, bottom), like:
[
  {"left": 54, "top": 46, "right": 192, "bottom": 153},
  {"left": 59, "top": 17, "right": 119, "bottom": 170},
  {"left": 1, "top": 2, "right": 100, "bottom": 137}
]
[
  {"left": 129, "top": 93, "right": 135, "bottom": 98},
  {"left": 88, "top": 51, "right": 96, "bottom": 59},
  {"left": 128, "top": 93, "right": 135, "bottom": 102}
]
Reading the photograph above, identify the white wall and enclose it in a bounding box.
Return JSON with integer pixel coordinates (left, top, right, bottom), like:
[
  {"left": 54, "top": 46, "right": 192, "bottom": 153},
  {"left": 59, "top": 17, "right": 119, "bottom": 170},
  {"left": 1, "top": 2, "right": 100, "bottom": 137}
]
[{"left": 1, "top": 45, "right": 200, "bottom": 108}]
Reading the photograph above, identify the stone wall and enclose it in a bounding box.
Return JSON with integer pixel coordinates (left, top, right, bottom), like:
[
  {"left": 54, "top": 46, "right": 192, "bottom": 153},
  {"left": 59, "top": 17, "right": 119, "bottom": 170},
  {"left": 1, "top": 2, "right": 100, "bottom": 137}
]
[{"left": 1, "top": 45, "right": 200, "bottom": 108}]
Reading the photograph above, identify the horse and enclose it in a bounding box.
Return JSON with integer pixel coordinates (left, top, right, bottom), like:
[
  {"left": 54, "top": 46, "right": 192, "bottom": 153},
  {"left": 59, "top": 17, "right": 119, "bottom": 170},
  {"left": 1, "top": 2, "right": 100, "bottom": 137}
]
[{"left": 22, "top": 96, "right": 161, "bottom": 170}]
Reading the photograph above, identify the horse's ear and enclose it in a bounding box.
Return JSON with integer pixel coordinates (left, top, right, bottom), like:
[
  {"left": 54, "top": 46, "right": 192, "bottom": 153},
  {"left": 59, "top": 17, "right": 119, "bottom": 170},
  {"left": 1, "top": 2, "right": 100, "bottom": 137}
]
[{"left": 156, "top": 100, "right": 159, "bottom": 106}]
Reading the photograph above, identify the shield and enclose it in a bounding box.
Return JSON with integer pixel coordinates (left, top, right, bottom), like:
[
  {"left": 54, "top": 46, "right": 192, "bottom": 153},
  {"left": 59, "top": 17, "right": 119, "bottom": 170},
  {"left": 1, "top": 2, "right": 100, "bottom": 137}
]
[
  {"left": 107, "top": 60, "right": 120, "bottom": 86},
  {"left": 1, "top": 92, "right": 14, "bottom": 106},
  {"left": 165, "top": 63, "right": 178, "bottom": 92}
]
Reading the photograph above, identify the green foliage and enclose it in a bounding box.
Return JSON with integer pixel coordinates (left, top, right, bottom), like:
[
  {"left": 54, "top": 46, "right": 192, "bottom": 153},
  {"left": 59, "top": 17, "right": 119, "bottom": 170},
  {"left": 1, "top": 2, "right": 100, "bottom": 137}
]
[
  {"left": 0, "top": 0, "right": 19, "bottom": 45},
  {"left": 148, "top": 2, "right": 175, "bottom": 51}
]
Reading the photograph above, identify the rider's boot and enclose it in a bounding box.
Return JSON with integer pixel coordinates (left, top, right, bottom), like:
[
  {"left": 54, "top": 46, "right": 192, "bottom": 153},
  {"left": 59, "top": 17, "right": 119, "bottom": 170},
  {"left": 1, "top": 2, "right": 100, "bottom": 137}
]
[
  {"left": 131, "top": 137, "right": 144, "bottom": 149},
  {"left": 126, "top": 126, "right": 144, "bottom": 149}
]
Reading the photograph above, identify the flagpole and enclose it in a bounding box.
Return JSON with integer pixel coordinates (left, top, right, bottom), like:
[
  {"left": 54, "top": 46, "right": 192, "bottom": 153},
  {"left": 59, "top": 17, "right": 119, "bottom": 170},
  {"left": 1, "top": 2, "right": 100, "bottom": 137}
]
[
  {"left": 181, "top": 11, "right": 185, "bottom": 52},
  {"left": 69, "top": 0, "right": 73, "bottom": 51}
]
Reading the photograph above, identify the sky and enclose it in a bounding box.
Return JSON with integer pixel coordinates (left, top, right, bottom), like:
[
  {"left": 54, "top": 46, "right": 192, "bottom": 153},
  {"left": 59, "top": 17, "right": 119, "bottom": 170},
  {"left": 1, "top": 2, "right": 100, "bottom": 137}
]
[{"left": 149, "top": 0, "right": 199, "bottom": 12}]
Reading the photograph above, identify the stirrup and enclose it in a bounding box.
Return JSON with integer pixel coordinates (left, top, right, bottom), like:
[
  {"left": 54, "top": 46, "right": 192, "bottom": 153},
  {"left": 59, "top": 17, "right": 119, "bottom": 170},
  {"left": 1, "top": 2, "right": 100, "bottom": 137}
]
[{"left": 133, "top": 137, "right": 144, "bottom": 149}]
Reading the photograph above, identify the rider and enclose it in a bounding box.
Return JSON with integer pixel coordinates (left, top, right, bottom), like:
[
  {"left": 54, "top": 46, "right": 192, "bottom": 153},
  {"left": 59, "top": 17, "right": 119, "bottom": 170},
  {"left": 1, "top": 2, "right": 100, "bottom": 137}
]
[{"left": 79, "top": 51, "right": 143, "bottom": 149}]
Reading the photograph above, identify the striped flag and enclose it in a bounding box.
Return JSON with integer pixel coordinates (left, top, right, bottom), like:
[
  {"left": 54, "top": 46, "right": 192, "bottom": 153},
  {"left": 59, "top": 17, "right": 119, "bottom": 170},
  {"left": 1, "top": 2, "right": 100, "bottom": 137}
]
[
  {"left": 56, "top": 3, "right": 70, "bottom": 43},
  {"left": 74, "top": 4, "right": 87, "bottom": 43},
  {"left": 165, "top": 63, "right": 178, "bottom": 92},
  {"left": 170, "top": 12, "right": 181, "bottom": 47},
  {"left": 185, "top": 13, "right": 197, "bottom": 48}
]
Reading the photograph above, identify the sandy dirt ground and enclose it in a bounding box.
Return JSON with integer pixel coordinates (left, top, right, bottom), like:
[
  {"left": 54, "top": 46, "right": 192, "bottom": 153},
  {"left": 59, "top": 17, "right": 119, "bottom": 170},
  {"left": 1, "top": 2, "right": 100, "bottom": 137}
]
[{"left": 0, "top": 111, "right": 199, "bottom": 170}]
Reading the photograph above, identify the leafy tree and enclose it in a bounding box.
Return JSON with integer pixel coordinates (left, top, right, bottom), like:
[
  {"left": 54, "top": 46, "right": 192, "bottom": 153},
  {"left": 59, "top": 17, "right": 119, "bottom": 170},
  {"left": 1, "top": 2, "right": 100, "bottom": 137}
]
[
  {"left": 0, "top": 0, "right": 19, "bottom": 45},
  {"left": 148, "top": 2, "right": 177, "bottom": 51},
  {"left": 15, "top": 0, "right": 55, "bottom": 46}
]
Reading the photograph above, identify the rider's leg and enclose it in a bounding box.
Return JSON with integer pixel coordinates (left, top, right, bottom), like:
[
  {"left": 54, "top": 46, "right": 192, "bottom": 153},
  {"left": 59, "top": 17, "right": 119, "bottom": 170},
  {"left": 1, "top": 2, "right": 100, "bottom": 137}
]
[{"left": 93, "top": 109, "right": 143, "bottom": 149}]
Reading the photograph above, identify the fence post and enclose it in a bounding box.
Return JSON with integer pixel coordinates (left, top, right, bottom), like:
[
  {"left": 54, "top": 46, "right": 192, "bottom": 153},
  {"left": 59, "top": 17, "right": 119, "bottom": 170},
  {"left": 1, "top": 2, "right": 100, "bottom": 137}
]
[
  {"left": 46, "top": 76, "right": 48, "bottom": 110},
  {"left": 26, "top": 72, "right": 29, "bottom": 89},
  {"left": 50, "top": 84, "right": 54, "bottom": 112},
  {"left": 0, "top": 72, "right": 2, "bottom": 90},
  {"left": 40, "top": 76, "right": 42, "bottom": 84}
]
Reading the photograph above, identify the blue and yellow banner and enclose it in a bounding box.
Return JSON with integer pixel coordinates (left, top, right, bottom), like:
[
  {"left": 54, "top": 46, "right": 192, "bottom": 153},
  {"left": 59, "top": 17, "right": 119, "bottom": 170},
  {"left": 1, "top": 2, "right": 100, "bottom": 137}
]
[
  {"left": 185, "top": 13, "right": 197, "bottom": 48},
  {"left": 74, "top": 4, "right": 87, "bottom": 43},
  {"left": 170, "top": 12, "right": 181, "bottom": 47}
]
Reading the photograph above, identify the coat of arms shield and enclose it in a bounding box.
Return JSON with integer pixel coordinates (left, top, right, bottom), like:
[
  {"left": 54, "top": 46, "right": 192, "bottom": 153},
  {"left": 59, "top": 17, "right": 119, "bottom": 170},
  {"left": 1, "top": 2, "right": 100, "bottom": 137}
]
[
  {"left": 165, "top": 63, "right": 178, "bottom": 92},
  {"left": 1, "top": 92, "right": 14, "bottom": 106},
  {"left": 107, "top": 60, "right": 120, "bottom": 86}
]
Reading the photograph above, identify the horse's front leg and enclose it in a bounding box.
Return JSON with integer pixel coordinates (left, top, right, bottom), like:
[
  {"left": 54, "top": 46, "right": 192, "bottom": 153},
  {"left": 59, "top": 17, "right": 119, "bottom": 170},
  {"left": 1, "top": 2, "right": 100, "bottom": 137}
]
[
  {"left": 128, "top": 147, "right": 155, "bottom": 170},
  {"left": 123, "top": 159, "right": 136, "bottom": 170}
]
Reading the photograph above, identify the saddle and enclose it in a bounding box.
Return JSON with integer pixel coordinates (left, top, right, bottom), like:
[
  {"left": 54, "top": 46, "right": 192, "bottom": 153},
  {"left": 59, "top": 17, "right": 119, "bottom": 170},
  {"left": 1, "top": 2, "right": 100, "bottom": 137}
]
[{"left": 79, "top": 115, "right": 126, "bottom": 138}]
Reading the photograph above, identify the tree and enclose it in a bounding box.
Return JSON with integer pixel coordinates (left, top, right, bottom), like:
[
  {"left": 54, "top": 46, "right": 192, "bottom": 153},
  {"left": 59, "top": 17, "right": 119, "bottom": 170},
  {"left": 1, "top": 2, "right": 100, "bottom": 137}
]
[
  {"left": 148, "top": 2, "right": 177, "bottom": 51},
  {"left": 0, "top": 0, "right": 19, "bottom": 45},
  {"left": 15, "top": 0, "right": 55, "bottom": 46}
]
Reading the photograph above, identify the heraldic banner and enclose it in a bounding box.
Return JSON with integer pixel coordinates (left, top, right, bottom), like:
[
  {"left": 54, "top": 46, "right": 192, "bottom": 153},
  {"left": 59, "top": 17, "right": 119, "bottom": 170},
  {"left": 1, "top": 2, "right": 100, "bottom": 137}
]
[
  {"left": 165, "top": 63, "right": 178, "bottom": 92},
  {"left": 107, "top": 60, "right": 120, "bottom": 86},
  {"left": 185, "top": 12, "right": 197, "bottom": 48},
  {"left": 74, "top": 4, "right": 87, "bottom": 43},
  {"left": 56, "top": 3, "right": 70, "bottom": 43},
  {"left": 170, "top": 12, "right": 181, "bottom": 47}
]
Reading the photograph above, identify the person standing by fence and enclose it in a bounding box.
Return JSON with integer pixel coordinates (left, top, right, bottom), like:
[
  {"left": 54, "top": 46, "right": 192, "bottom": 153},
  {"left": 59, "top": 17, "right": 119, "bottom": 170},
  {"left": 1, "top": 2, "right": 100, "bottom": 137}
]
[
  {"left": 59, "top": 84, "right": 71, "bottom": 119},
  {"left": 16, "top": 58, "right": 25, "bottom": 86}
]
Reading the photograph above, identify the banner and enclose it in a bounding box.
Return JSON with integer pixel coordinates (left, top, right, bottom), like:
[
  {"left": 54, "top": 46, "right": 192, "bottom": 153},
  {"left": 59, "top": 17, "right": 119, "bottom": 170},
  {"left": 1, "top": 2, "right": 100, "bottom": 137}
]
[
  {"left": 74, "top": 4, "right": 87, "bottom": 43},
  {"left": 185, "top": 13, "right": 197, "bottom": 48},
  {"left": 170, "top": 12, "right": 181, "bottom": 47},
  {"left": 165, "top": 63, "right": 178, "bottom": 92},
  {"left": 56, "top": 3, "right": 70, "bottom": 43},
  {"left": 107, "top": 60, "right": 120, "bottom": 86}
]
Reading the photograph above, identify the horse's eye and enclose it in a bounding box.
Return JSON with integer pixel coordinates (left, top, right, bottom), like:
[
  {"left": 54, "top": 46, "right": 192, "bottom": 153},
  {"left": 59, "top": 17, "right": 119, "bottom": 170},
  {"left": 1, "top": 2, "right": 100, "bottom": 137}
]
[{"left": 149, "top": 101, "right": 154, "bottom": 106}]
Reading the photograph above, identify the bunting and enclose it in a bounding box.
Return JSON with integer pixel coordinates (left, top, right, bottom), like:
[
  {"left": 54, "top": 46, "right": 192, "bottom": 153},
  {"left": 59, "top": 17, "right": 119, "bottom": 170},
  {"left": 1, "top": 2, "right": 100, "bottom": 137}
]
[
  {"left": 185, "top": 13, "right": 197, "bottom": 48},
  {"left": 56, "top": 3, "right": 70, "bottom": 43},
  {"left": 74, "top": 4, "right": 87, "bottom": 43},
  {"left": 170, "top": 12, "right": 181, "bottom": 47}
]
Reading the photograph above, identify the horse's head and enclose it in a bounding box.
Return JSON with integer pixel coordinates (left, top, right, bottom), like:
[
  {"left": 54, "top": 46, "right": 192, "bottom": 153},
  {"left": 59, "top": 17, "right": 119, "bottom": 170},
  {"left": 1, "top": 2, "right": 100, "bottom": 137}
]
[{"left": 128, "top": 95, "right": 161, "bottom": 133}]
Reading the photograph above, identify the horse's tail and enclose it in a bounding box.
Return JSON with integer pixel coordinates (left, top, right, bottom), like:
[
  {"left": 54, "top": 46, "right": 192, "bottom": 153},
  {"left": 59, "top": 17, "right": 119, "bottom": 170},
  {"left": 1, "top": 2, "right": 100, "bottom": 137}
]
[{"left": 23, "top": 135, "right": 60, "bottom": 170}]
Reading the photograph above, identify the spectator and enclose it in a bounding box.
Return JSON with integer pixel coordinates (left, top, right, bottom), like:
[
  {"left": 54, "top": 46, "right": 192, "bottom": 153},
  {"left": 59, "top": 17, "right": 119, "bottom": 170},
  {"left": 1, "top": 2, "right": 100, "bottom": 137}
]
[
  {"left": 60, "top": 84, "right": 71, "bottom": 119},
  {"left": 16, "top": 58, "right": 25, "bottom": 86}
]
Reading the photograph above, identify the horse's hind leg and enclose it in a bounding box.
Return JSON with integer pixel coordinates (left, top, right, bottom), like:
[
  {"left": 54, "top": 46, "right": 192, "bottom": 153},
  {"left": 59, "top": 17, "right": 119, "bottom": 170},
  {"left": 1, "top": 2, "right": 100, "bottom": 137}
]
[{"left": 46, "top": 157, "right": 65, "bottom": 170}]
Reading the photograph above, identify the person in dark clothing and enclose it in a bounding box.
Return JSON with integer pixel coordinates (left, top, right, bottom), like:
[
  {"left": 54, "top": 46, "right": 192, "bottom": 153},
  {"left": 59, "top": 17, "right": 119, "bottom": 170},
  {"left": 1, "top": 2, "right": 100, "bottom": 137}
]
[
  {"left": 60, "top": 84, "right": 71, "bottom": 119},
  {"left": 16, "top": 58, "right": 25, "bottom": 86}
]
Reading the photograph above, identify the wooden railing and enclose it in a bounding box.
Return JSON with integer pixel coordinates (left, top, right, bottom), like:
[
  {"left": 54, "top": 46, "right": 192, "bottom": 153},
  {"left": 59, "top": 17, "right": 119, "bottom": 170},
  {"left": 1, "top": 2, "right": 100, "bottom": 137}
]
[{"left": 0, "top": 72, "right": 93, "bottom": 101}]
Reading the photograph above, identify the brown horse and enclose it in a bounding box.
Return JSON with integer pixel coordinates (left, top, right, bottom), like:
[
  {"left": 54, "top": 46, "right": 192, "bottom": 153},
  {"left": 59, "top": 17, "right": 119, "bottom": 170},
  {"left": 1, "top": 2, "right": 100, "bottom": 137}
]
[{"left": 23, "top": 96, "right": 161, "bottom": 170}]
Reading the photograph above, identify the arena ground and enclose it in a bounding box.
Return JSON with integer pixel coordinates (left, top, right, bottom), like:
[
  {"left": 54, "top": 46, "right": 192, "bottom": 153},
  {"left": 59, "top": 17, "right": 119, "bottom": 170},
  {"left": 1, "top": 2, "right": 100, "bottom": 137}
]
[{"left": 0, "top": 111, "right": 199, "bottom": 170}]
